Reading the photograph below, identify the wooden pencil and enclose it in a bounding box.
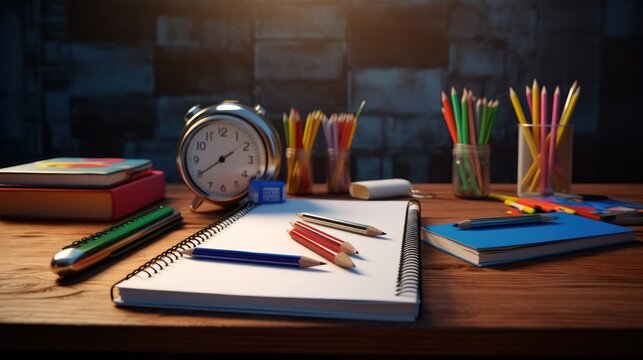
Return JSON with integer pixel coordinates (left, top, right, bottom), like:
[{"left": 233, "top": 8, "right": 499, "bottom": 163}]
[
  {"left": 290, "top": 221, "right": 358, "bottom": 255},
  {"left": 287, "top": 228, "right": 355, "bottom": 269}
]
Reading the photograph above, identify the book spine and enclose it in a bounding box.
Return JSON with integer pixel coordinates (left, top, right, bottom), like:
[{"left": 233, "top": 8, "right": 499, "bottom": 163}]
[
  {"left": 396, "top": 200, "right": 421, "bottom": 296},
  {"left": 110, "top": 171, "right": 166, "bottom": 220},
  {"left": 111, "top": 202, "right": 257, "bottom": 299}
]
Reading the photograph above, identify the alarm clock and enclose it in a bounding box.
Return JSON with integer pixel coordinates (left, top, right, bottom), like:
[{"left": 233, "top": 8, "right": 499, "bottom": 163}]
[{"left": 176, "top": 101, "right": 282, "bottom": 210}]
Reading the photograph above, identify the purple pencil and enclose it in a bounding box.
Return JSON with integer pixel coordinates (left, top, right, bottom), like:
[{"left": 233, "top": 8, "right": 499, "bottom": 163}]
[
  {"left": 548, "top": 87, "right": 561, "bottom": 192},
  {"left": 540, "top": 87, "right": 548, "bottom": 194}
]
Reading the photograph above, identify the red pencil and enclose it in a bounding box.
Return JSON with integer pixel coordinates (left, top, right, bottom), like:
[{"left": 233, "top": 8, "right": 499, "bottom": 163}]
[
  {"left": 290, "top": 221, "right": 358, "bottom": 255},
  {"left": 287, "top": 228, "right": 355, "bottom": 268},
  {"left": 441, "top": 91, "right": 458, "bottom": 143}
]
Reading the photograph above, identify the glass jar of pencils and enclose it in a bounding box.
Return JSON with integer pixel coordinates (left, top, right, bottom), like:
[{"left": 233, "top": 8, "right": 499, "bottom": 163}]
[
  {"left": 286, "top": 147, "right": 313, "bottom": 195},
  {"left": 517, "top": 124, "right": 573, "bottom": 196},
  {"left": 327, "top": 148, "right": 351, "bottom": 193},
  {"left": 452, "top": 143, "right": 490, "bottom": 199}
]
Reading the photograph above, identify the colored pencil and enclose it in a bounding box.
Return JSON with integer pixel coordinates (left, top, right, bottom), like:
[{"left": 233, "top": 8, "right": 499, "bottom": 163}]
[
  {"left": 466, "top": 90, "right": 483, "bottom": 191},
  {"left": 539, "top": 86, "right": 548, "bottom": 193},
  {"left": 291, "top": 221, "right": 358, "bottom": 255},
  {"left": 557, "top": 86, "right": 580, "bottom": 145},
  {"left": 287, "top": 228, "right": 355, "bottom": 268},
  {"left": 297, "top": 212, "right": 386, "bottom": 236},
  {"left": 548, "top": 86, "right": 561, "bottom": 192},
  {"left": 441, "top": 91, "right": 458, "bottom": 143},
  {"left": 525, "top": 85, "right": 533, "bottom": 117},
  {"left": 531, "top": 79, "right": 540, "bottom": 146},
  {"left": 182, "top": 248, "right": 325, "bottom": 269},
  {"left": 451, "top": 87, "right": 462, "bottom": 143},
  {"left": 460, "top": 90, "right": 469, "bottom": 144},
  {"left": 509, "top": 87, "right": 539, "bottom": 161}
]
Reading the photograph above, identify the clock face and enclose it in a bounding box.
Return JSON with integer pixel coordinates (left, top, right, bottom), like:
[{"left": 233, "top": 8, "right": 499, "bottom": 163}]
[{"left": 183, "top": 117, "right": 267, "bottom": 201}]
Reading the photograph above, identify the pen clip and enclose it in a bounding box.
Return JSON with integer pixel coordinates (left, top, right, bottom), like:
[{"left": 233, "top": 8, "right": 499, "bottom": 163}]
[{"left": 410, "top": 188, "right": 435, "bottom": 199}]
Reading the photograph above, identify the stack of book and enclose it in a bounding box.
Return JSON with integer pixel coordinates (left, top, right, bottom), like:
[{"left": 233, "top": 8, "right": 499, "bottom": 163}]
[{"left": 0, "top": 158, "right": 165, "bottom": 221}]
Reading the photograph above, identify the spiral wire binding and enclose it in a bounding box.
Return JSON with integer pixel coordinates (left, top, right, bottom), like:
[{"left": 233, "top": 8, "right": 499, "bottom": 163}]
[
  {"left": 65, "top": 206, "right": 169, "bottom": 249},
  {"left": 396, "top": 200, "right": 421, "bottom": 296},
  {"left": 110, "top": 202, "right": 258, "bottom": 301}
]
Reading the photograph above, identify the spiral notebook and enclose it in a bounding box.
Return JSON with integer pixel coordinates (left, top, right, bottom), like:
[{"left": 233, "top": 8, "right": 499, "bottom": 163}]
[{"left": 111, "top": 199, "right": 421, "bottom": 321}]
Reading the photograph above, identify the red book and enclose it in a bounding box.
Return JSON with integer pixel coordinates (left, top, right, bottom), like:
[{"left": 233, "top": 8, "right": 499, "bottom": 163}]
[{"left": 0, "top": 171, "right": 165, "bottom": 221}]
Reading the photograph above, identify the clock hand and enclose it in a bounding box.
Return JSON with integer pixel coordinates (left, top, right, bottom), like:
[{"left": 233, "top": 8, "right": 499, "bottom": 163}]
[{"left": 202, "top": 150, "right": 235, "bottom": 174}]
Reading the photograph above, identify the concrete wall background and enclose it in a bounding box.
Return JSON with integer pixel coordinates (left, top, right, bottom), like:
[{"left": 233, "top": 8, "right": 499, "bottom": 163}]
[{"left": 1, "top": 0, "right": 642, "bottom": 183}]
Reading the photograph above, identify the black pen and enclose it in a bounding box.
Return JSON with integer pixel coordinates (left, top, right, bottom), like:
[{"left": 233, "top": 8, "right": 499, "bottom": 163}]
[
  {"left": 297, "top": 212, "right": 386, "bottom": 236},
  {"left": 51, "top": 206, "right": 182, "bottom": 276},
  {"left": 454, "top": 214, "right": 556, "bottom": 230}
]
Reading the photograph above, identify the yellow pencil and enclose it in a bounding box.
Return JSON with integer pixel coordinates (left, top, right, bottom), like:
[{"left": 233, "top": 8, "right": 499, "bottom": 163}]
[
  {"left": 557, "top": 86, "right": 580, "bottom": 146},
  {"left": 562, "top": 80, "right": 578, "bottom": 119},
  {"left": 489, "top": 193, "right": 518, "bottom": 202},
  {"left": 504, "top": 199, "right": 537, "bottom": 214},
  {"left": 509, "top": 87, "right": 539, "bottom": 161}
]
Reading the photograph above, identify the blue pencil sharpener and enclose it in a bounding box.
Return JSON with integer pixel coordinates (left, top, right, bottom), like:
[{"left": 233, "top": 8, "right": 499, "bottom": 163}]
[{"left": 248, "top": 179, "right": 286, "bottom": 204}]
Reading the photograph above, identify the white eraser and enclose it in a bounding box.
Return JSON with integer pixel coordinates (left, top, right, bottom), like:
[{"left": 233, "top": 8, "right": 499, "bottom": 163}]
[{"left": 349, "top": 179, "right": 411, "bottom": 200}]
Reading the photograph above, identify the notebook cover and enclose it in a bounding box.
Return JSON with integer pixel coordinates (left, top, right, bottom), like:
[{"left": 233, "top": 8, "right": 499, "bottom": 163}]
[
  {"left": 0, "top": 157, "right": 152, "bottom": 188},
  {"left": 0, "top": 171, "right": 165, "bottom": 221},
  {"left": 422, "top": 213, "right": 634, "bottom": 251}
]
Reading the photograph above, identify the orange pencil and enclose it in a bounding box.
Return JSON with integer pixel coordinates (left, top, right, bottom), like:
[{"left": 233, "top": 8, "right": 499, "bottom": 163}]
[
  {"left": 287, "top": 228, "right": 355, "bottom": 268},
  {"left": 291, "top": 221, "right": 358, "bottom": 255}
]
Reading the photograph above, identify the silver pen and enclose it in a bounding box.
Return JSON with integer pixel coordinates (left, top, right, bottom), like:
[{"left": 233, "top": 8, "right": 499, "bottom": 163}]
[{"left": 297, "top": 212, "right": 386, "bottom": 236}]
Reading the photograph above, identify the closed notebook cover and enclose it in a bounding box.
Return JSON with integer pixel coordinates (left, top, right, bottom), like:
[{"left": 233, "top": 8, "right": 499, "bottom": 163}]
[
  {"left": 0, "top": 171, "right": 165, "bottom": 221},
  {"left": 111, "top": 199, "right": 421, "bottom": 321},
  {"left": 422, "top": 213, "right": 634, "bottom": 266},
  {"left": 0, "top": 157, "right": 152, "bottom": 188},
  {"left": 423, "top": 213, "right": 633, "bottom": 251}
]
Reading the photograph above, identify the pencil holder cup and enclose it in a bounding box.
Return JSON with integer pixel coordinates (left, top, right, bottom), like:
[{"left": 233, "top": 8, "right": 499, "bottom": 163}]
[
  {"left": 517, "top": 124, "right": 573, "bottom": 196},
  {"left": 326, "top": 148, "right": 351, "bottom": 193},
  {"left": 286, "top": 147, "right": 313, "bottom": 195},
  {"left": 452, "top": 143, "right": 490, "bottom": 199}
]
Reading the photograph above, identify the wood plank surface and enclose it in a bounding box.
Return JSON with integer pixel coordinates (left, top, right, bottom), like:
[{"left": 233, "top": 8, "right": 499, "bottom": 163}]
[{"left": 1, "top": 183, "right": 642, "bottom": 356}]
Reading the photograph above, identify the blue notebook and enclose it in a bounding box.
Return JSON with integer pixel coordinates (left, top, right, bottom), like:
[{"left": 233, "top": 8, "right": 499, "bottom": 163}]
[{"left": 422, "top": 213, "right": 634, "bottom": 267}]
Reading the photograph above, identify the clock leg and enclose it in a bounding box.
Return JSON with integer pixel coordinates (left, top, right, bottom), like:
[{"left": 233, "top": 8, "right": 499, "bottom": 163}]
[{"left": 190, "top": 196, "right": 205, "bottom": 212}]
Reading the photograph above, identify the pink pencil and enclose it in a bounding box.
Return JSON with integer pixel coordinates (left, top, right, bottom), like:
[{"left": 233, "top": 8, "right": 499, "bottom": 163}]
[
  {"left": 525, "top": 85, "right": 533, "bottom": 119},
  {"left": 540, "top": 87, "right": 548, "bottom": 194},
  {"left": 548, "top": 86, "right": 561, "bottom": 192}
]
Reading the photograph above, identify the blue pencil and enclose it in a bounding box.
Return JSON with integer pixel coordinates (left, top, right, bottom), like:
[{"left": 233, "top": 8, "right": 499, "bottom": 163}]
[{"left": 182, "top": 248, "right": 325, "bottom": 268}]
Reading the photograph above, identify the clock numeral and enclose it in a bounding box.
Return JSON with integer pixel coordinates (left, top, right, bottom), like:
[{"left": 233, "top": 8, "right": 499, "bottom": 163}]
[
  {"left": 197, "top": 170, "right": 203, "bottom": 178},
  {"left": 205, "top": 131, "right": 214, "bottom": 141},
  {"left": 248, "top": 155, "right": 254, "bottom": 164},
  {"left": 207, "top": 181, "right": 213, "bottom": 190},
  {"left": 193, "top": 155, "right": 199, "bottom": 164},
  {"left": 235, "top": 132, "right": 239, "bottom": 141},
  {"left": 234, "top": 180, "right": 239, "bottom": 189},
  {"left": 196, "top": 141, "right": 206, "bottom": 151},
  {"left": 218, "top": 126, "right": 228, "bottom": 137},
  {"left": 241, "top": 170, "right": 248, "bottom": 178},
  {"left": 220, "top": 184, "right": 226, "bottom": 193},
  {"left": 243, "top": 141, "right": 250, "bottom": 151}
]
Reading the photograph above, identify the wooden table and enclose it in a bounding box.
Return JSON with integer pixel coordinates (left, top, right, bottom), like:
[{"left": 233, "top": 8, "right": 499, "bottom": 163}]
[{"left": 1, "top": 183, "right": 642, "bottom": 356}]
